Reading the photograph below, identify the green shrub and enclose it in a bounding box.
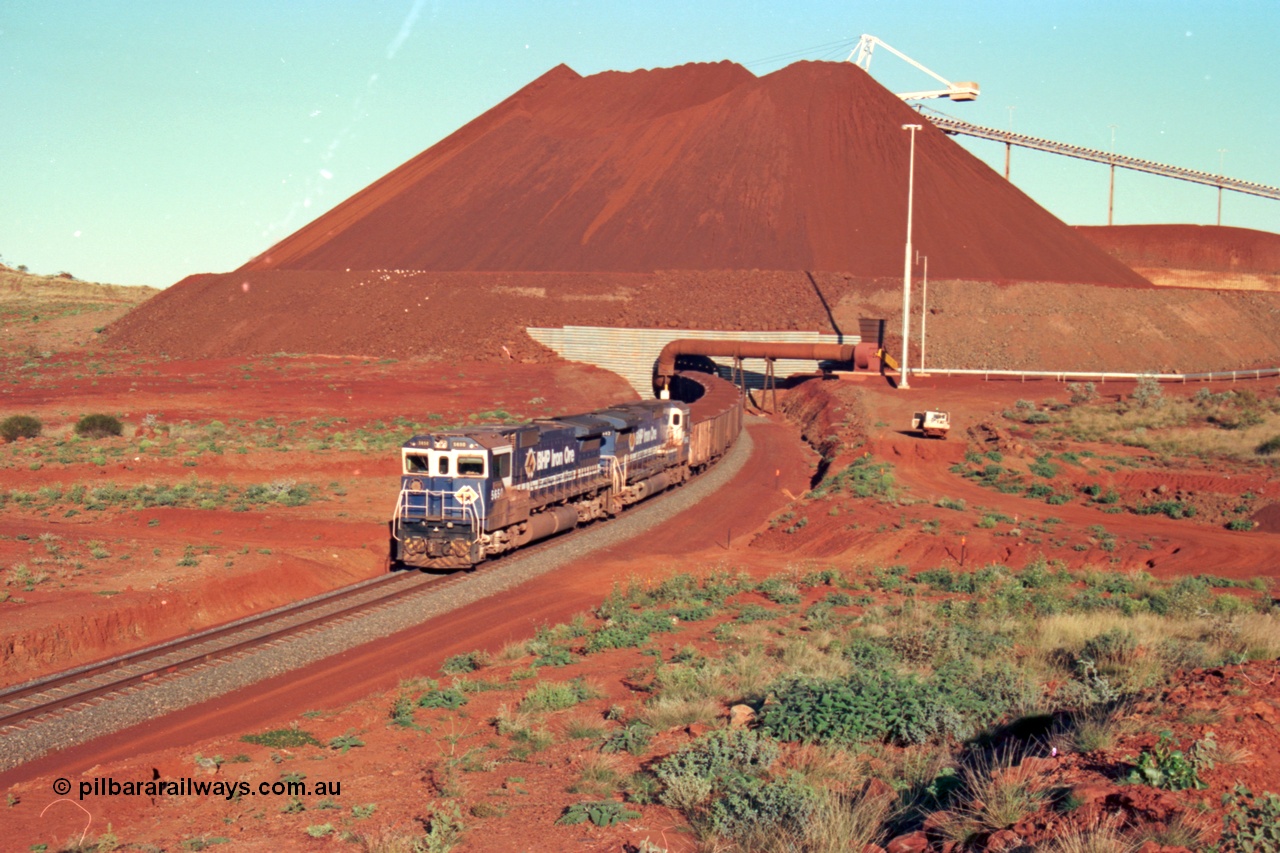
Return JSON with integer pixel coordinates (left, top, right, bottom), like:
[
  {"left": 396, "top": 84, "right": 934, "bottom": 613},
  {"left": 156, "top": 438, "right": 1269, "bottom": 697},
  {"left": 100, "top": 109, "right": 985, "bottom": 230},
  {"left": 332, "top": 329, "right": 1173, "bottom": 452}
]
[
  {"left": 1029, "top": 458, "right": 1059, "bottom": 479},
  {"left": 601, "top": 721, "right": 654, "bottom": 755},
  {"left": 760, "top": 661, "right": 1030, "bottom": 746},
  {"left": 656, "top": 729, "right": 780, "bottom": 790},
  {"left": 556, "top": 800, "right": 640, "bottom": 827},
  {"left": 1133, "top": 500, "right": 1196, "bottom": 519},
  {"left": 240, "top": 728, "right": 321, "bottom": 748},
  {"left": 668, "top": 602, "right": 716, "bottom": 621},
  {"left": 417, "top": 684, "right": 468, "bottom": 710},
  {"left": 1145, "top": 576, "right": 1213, "bottom": 616},
  {"left": 1220, "top": 785, "right": 1280, "bottom": 852},
  {"left": 707, "top": 773, "right": 817, "bottom": 841},
  {"left": 441, "top": 650, "right": 490, "bottom": 675},
  {"left": 328, "top": 732, "right": 364, "bottom": 753},
  {"left": 583, "top": 608, "right": 678, "bottom": 653},
  {"left": 1131, "top": 377, "right": 1165, "bottom": 410},
  {"left": 1125, "top": 732, "right": 1206, "bottom": 791},
  {"left": 518, "top": 677, "right": 598, "bottom": 712},
  {"left": 534, "top": 646, "right": 576, "bottom": 667},
  {"left": 1257, "top": 435, "right": 1280, "bottom": 456},
  {"left": 735, "top": 603, "right": 774, "bottom": 623},
  {"left": 74, "top": 413, "right": 124, "bottom": 438},
  {"left": 389, "top": 694, "right": 415, "bottom": 727},
  {"left": 810, "top": 456, "right": 897, "bottom": 501},
  {"left": 1081, "top": 628, "right": 1139, "bottom": 668},
  {"left": 0, "top": 415, "right": 42, "bottom": 442}
]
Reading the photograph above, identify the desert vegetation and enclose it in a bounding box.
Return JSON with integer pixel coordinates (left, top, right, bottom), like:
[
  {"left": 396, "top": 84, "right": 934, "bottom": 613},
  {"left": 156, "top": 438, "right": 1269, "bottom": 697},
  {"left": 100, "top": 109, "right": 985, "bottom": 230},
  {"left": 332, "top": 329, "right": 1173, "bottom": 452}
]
[{"left": 79, "top": 566, "right": 1275, "bottom": 852}]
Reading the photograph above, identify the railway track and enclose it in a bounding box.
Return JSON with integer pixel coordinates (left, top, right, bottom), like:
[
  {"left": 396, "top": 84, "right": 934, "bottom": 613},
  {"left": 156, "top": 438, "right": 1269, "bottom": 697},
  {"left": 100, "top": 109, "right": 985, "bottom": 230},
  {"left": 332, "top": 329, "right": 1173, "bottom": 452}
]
[
  {"left": 0, "top": 466, "right": 696, "bottom": 735},
  {"left": 0, "top": 570, "right": 442, "bottom": 731},
  {"left": 0, "top": 410, "right": 755, "bottom": 780},
  {"left": 0, "top": 464, "right": 716, "bottom": 735}
]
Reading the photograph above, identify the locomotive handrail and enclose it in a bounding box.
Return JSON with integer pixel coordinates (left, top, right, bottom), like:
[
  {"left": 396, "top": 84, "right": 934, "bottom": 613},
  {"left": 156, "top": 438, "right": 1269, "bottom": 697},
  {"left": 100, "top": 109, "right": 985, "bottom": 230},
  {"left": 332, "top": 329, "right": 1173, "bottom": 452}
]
[
  {"left": 602, "top": 454, "right": 626, "bottom": 496},
  {"left": 392, "top": 486, "right": 485, "bottom": 533}
]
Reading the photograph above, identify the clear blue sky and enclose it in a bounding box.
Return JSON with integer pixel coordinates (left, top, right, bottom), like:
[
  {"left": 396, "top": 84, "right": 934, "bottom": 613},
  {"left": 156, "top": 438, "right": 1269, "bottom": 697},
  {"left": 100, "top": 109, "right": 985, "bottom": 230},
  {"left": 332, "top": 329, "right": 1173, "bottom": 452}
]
[{"left": 2, "top": 0, "right": 1276, "bottom": 287}]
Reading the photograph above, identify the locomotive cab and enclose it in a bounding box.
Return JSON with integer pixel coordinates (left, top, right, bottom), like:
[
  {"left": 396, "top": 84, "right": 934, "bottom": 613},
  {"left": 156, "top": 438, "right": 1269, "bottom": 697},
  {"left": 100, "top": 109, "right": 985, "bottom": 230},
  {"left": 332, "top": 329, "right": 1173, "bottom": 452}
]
[{"left": 394, "top": 432, "right": 514, "bottom": 569}]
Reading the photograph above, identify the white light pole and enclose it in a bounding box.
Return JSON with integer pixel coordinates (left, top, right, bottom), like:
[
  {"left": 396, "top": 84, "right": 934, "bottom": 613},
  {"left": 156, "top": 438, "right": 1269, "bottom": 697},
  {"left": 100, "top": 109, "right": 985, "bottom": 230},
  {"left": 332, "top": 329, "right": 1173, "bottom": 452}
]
[
  {"left": 917, "top": 251, "right": 928, "bottom": 372},
  {"left": 900, "top": 123, "right": 922, "bottom": 390}
]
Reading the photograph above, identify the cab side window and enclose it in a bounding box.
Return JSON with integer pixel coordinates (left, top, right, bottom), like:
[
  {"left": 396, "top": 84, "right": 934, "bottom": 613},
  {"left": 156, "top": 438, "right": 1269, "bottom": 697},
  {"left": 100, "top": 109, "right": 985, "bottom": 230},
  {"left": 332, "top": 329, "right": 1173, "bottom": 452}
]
[{"left": 436, "top": 455, "right": 450, "bottom": 476}]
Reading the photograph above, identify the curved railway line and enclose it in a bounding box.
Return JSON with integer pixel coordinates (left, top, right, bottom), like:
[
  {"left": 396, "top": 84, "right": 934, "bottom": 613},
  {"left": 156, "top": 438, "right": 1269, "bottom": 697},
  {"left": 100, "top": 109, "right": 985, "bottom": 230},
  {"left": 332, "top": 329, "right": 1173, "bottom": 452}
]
[
  {"left": 0, "top": 571, "right": 442, "bottom": 732},
  {"left": 0, "top": 386, "right": 757, "bottom": 778},
  {"left": 0, "top": 511, "right": 640, "bottom": 738}
]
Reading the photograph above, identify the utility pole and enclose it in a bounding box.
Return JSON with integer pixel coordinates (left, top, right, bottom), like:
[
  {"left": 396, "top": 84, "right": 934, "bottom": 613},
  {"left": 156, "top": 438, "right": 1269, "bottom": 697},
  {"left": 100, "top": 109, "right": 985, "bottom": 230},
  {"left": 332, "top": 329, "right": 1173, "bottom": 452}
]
[
  {"left": 1004, "top": 106, "right": 1015, "bottom": 179},
  {"left": 900, "top": 123, "right": 923, "bottom": 390},
  {"left": 1108, "top": 125, "right": 1117, "bottom": 226},
  {"left": 1217, "top": 148, "right": 1228, "bottom": 226}
]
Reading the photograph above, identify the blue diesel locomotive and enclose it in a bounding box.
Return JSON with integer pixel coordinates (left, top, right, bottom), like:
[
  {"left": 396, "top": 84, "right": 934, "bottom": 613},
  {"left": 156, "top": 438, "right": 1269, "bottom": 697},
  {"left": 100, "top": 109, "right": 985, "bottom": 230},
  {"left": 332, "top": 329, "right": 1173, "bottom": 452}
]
[{"left": 390, "top": 400, "right": 695, "bottom": 570}]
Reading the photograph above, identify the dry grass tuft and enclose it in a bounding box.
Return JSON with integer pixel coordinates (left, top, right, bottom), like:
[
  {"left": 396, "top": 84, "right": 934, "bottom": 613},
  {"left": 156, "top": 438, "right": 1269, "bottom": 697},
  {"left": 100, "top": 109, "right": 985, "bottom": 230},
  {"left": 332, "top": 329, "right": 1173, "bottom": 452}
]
[
  {"left": 1051, "top": 702, "right": 1134, "bottom": 755},
  {"left": 567, "top": 751, "right": 622, "bottom": 796},
  {"left": 779, "top": 635, "right": 851, "bottom": 680},
  {"left": 781, "top": 743, "right": 869, "bottom": 794},
  {"left": 1233, "top": 612, "right": 1280, "bottom": 660},
  {"left": 1040, "top": 814, "right": 1139, "bottom": 853},
  {"left": 638, "top": 695, "right": 721, "bottom": 730},
  {"left": 1131, "top": 810, "right": 1215, "bottom": 850},
  {"left": 949, "top": 749, "right": 1050, "bottom": 835},
  {"left": 801, "top": 785, "right": 898, "bottom": 853}
]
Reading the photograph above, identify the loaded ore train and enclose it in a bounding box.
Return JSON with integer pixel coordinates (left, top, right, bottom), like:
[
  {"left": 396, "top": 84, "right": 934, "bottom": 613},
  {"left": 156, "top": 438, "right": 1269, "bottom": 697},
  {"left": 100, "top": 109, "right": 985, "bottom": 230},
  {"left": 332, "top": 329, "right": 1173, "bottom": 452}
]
[{"left": 389, "top": 370, "right": 742, "bottom": 570}]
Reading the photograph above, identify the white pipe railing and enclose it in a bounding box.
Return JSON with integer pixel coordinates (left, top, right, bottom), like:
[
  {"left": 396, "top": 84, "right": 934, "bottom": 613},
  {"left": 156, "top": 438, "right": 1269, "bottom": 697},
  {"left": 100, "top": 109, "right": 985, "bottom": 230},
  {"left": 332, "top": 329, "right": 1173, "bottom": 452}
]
[{"left": 916, "top": 366, "right": 1280, "bottom": 383}]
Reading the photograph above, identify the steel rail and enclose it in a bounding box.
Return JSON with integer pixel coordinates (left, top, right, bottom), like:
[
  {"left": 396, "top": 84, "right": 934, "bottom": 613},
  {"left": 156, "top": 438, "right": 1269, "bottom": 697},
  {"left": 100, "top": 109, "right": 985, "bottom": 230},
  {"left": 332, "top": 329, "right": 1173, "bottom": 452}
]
[{"left": 0, "top": 571, "right": 438, "bottom": 730}]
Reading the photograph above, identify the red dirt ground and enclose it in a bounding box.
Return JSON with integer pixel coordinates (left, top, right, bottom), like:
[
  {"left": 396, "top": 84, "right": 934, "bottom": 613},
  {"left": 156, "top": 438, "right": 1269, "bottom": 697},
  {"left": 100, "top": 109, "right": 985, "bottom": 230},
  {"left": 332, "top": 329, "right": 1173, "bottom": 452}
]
[
  {"left": 5, "top": 52, "right": 1280, "bottom": 850},
  {"left": 104, "top": 268, "right": 1280, "bottom": 376},
  {"left": 4, "top": 352, "right": 1279, "bottom": 851}
]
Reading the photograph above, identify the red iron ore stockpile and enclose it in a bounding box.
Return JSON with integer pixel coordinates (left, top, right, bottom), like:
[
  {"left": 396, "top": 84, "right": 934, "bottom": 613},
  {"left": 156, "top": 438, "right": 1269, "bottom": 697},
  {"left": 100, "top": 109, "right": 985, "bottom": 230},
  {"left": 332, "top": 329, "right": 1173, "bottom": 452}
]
[
  {"left": 1077, "top": 224, "right": 1280, "bottom": 274},
  {"left": 108, "top": 60, "right": 1280, "bottom": 366},
  {"left": 237, "top": 61, "right": 1144, "bottom": 283}
]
